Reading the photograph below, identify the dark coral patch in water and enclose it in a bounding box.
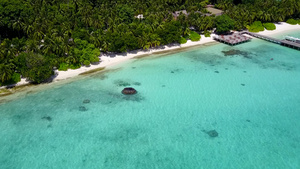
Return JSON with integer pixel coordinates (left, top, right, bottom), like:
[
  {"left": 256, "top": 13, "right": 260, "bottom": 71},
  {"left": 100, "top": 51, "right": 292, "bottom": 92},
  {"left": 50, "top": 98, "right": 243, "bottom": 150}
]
[
  {"left": 122, "top": 87, "right": 137, "bottom": 95},
  {"left": 170, "top": 68, "right": 183, "bottom": 74},
  {"left": 99, "top": 75, "right": 108, "bottom": 80},
  {"left": 202, "top": 130, "right": 218, "bottom": 137},
  {"left": 214, "top": 71, "right": 219, "bottom": 73},
  {"left": 188, "top": 53, "right": 223, "bottom": 66},
  {"left": 222, "top": 49, "right": 252, "bottom": 58},
  {"left": 241, "top": 84, "right": 245, "bottom": 86},
  {"left": 83, "top": 99, "right": 90, "bottom": 103},
  {"left": 98, "top": 126, "right": 142, "bottom": 144},
  {"left": 246, "top": 119, "right": 251, "bottom": 122},
  {"left": 114, "top": 80, "right": 131, "bottom": 87},
  {"left": 133, "top": 82, "right": 141, "bottom": 86},
  {"left": 79, "top": 106, "right": 88, "bottom": 111},
  {"left": 205, "top": 130, "right": 218, "bottom": 137},
  {"left": 42, "top": 116, "right": 52, "bottom": 121},
  {"left": 122, "top": 94, "right": 144, "bottom": 102}
]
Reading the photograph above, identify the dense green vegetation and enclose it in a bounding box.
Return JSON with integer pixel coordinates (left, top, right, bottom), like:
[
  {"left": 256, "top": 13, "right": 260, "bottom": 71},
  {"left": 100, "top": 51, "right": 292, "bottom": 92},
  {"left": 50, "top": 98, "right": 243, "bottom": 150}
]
[
  {"left": 189, "top": 31, "right": 201, "bottom": 41},
  {"left": 286, "top": 18, "right": 298, "bottom": 25},
  {"left": 248, "top": 21, "right": 265, "bottom": 32},
  {"left": 221, "top": 0, "right": 300, "bottom": 30},
  {"left": 215, "top": 15, "right": 235, "bottom": 33},
  {"left": 0, "top": 0, "right": 299, "bottom": 85},
  {"left": 179, "top": 37, "right": 187, "bottom": 44},
  {"left": 263, "top": 23, "right": 276, "bottom": 30},
  {"left": 204, "top": 31, "right": 211, "bottom": 37}
]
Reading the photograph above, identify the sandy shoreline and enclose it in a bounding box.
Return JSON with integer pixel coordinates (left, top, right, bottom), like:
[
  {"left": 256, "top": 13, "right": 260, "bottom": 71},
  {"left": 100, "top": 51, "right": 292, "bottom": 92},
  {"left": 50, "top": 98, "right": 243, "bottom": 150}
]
[{"left": 1, "top": 22, "right": 299, "bottom": 89}]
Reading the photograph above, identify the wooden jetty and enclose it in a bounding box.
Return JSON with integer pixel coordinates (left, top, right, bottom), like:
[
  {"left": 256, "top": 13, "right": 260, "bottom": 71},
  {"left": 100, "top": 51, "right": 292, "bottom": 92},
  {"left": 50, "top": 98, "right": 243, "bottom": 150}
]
[
  {"left": 213, "top": 34, "right": 251, "bottom": 45},
  {"left": 214, "top": 31, "right": 300, "bottom": 50},
  {"left": 280, "top": 40, "right": 300, "bottom": 49},
  {"left": 242, "top": 32, "right": 300, "bottom": 50}
]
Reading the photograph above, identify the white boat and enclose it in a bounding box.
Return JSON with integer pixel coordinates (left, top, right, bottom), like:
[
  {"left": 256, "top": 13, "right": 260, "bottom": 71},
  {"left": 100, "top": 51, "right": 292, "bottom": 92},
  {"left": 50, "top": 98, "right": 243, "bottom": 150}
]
[{"left": 285, "top": 36, "right": 300, "bottom": 43}]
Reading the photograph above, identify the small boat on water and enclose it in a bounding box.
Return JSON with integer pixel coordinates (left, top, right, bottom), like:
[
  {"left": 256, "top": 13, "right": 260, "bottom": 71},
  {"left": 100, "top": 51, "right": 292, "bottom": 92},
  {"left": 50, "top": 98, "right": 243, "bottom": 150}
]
[{"left": 285, "top": 36, "right": 300, "bottom": 43}]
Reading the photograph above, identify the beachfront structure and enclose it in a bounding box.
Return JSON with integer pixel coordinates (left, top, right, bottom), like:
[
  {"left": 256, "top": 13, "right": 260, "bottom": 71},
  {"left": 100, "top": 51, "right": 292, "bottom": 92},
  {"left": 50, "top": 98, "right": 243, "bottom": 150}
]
[
  {"left": 172, "top": 8, "right": 223, "bottom": 19},
  {"left": 213, "top": 34, "right": 252, "bottom": 45},
  {"left": 205, "top": 7, "right": 223, "bottom": 16},
  {"left": 134, "top": 14, "right": 144, "bottom": 19},
  {"left": 206, "top": 4, "right": 215, "bottom": 8},
  {"left": 172, "top": 10, "right": 188, "bottom": 19},
  {"left": 214, "top": 32, "right": 300, "bottom": 50}
]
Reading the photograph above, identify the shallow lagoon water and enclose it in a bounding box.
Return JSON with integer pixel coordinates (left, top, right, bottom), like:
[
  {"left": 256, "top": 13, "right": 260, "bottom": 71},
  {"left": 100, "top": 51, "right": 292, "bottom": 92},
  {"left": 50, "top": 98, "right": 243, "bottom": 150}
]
[{"left": 0, "top": 31, "right": 300, "bottom": 169}]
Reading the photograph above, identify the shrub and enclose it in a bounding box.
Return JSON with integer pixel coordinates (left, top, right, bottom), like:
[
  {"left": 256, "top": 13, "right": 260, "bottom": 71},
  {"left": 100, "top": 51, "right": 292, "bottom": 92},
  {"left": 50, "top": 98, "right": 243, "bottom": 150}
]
[
  {"left": 83, "top": 60, "right": 90, "bottom": 66},
  {"left": 90, "top": 56, "right": 100, "bottom": 63},
  {"left": 297, "top": 19, "right": 300, "bottom": 24},
  {"left": 263, "top": 23, "right": 276, "bottom": 30},
  {"left": 189, "top": 31, "right": 201, "bottom": 41},
  {"left": 0, "top": 73, "right": 21, "bottom": 86},
  {"left": 179, "top": 36, "right": 187, "bottom": 44},
  {"left": 248, "top": 21, "right": 265, "bottom": 32},
  {"left": 204, "top": 31, "right": 211, "bottom": 37},
  {"left": 69, "top": 63, "right": 81, "bottom": 69},
  {"left": 286, "top": 19, "right": 298, "bottom": 25},
  {"left": 10, "top": 73, "right": 21, "bottom": 83},
  {"left": 58, "top": 63, "right": 69, "bottom": 71}
]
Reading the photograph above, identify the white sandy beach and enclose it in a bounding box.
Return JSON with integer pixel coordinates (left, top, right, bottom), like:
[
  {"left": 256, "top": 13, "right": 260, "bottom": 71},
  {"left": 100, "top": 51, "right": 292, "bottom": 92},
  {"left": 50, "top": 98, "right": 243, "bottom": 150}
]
[{"left": 2, "top": 22, "right": 300, "bottom": 89}]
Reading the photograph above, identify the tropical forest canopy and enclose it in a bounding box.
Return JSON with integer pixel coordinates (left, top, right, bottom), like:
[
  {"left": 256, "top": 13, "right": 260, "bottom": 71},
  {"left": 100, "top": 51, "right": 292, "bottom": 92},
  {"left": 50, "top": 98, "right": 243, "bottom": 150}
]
[{"left": 0, "top": 0, "right": 299, "bottom": 84}]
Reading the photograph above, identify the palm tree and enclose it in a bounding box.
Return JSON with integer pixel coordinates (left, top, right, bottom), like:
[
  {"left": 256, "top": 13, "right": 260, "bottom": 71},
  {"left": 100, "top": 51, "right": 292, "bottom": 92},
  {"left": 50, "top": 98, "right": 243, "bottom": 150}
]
[
  {"left": 12, "top": 17, "right": 25, "bottom": 37},
  {"left": 281, "top": 0, "right": 299, "bottom": 17},
  {"left": 0, "top": 64, "right": 14, "bottom": 83},
  {"left": 150, "top": 34, "right": 161, "bottom": 47},
  {"left": 26, "top": 39, "right": 39, "bottom": 53},
  {"left": 78, "top": 3, "right": 93, "bottom": 29}
]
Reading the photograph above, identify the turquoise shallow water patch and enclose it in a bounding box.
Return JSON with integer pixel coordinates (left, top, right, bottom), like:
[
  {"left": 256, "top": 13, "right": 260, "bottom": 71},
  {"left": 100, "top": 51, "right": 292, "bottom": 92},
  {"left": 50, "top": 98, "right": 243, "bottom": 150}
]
[{"left": 0, "top": 31, "right": 300, "bottom": 169}]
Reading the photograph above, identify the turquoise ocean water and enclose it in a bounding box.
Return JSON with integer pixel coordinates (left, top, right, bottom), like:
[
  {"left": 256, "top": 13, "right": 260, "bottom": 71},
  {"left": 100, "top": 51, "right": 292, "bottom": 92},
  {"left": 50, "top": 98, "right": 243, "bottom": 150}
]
[{"left": 0, "top": 31, "right": 300, "bottom": 169}]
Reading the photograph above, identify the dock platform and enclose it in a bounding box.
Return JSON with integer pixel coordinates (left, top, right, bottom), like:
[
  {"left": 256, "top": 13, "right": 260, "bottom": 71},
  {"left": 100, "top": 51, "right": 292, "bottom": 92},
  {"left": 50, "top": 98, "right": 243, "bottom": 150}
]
[
  {"left": 214, "top": 31, "right": 300, "bottom": 50},
  {"left": 213, "top": 34, "right": 251, "bottom": 45},
  {"left": 242, "top": 32, "right": 300, "bottom": 50}
]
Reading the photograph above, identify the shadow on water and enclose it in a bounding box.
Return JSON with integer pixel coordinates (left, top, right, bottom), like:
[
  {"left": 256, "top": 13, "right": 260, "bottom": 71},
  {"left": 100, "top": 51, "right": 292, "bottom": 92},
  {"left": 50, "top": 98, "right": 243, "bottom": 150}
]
[
  {"left": 221, "top": 45, "right": 297, "bottom": 71},
  {"left": 187, "top": 52, "right": 224, "bottom": 66},
  {"left": 98, "top": 125, "right": 144, "bottom": 143},
  {"left": 249, "top": 52, "right": 296, "bottom": 71},
  {"left": 41, "top": 116, "right": 52, "bottom": 121},
  {"left": 113, "top": 79, "right": 142, "bottom": 87},
  {"left": 10, "top": 110, "right": 35, "bottom": 125},
  {"left": 170, "top": 68, "right": 184, "bottom": 74},
  {"left": 103, "top": 91, "right": 145, "bottom": 104},
  {"left": 222, "top": 49, "right": 253, "bottom": 59}
]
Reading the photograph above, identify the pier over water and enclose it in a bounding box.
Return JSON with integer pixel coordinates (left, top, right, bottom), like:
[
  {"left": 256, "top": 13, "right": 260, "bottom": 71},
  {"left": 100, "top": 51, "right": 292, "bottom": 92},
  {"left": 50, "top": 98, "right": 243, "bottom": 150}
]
[
  {"left": 214, "top": 31, "right": 300, "bottom": 50},
  {"left": 243, "top": 32, "right": 300, "bottom": 50}
]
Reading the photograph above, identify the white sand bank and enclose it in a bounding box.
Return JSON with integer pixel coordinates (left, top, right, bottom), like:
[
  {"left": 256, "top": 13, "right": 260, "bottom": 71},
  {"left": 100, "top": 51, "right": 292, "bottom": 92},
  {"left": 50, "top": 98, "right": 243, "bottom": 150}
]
[
  {"left": 55, "top": 35, "right": 216, "bottom": 81},
  {"left": 258, "top": 22, "right": 300, "bottom": 36}
]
